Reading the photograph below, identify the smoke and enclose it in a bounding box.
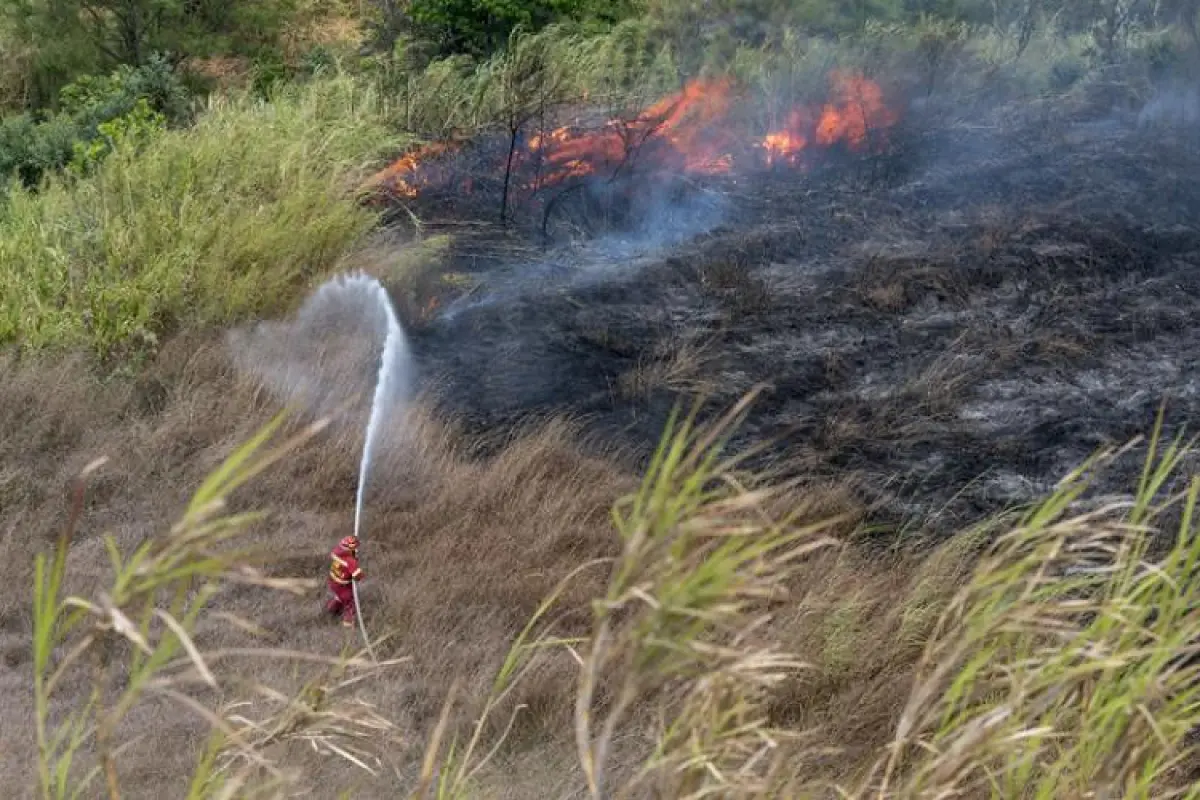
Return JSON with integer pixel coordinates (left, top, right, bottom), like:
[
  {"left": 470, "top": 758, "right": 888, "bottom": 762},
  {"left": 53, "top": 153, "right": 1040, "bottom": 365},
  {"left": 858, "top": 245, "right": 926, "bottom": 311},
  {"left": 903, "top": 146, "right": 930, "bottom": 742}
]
[
  {"left": 1138, "top": 84, "right": 1200, "bottom": 127},
  {"left": 438, "top": 179, "right": 729, "bottom": 320}
]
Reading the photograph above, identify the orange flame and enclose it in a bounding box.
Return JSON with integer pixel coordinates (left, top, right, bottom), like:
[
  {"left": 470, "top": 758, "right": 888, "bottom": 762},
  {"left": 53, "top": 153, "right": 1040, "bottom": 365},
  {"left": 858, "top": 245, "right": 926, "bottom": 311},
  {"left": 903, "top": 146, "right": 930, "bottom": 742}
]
[
  {"left": 368, "top": 70, "right": 899, "bottom": 201},
  {"left": 363, "top": 140, "right": 463, "bottom": 198},
  {"left": 762, "top": 109, "right": 811, "bottom": 166},
  {"left": 813, "top": 71, "right": 898, "bottom": 148},
  {"left": 521, "top": 77, "right": 741, "bottom": 188}
]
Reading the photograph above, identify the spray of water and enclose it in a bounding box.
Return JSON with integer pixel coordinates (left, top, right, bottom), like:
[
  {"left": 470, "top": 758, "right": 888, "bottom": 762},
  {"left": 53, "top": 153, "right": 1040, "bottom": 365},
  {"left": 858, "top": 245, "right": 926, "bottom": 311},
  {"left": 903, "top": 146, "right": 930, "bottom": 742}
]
[
  {"left": 227, "top": 271, "right": 415, "bottom": 657},
  {"left": 343, "top": 274, "right": 410, "bottom": 660}
]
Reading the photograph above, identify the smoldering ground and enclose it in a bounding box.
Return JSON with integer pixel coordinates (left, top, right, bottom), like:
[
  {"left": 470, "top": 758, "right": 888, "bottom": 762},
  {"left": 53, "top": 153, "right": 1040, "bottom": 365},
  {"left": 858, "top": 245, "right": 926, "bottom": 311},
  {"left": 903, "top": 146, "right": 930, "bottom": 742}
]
[{"left": 379, "top": 80, "right": 1200, "bottom": 535}]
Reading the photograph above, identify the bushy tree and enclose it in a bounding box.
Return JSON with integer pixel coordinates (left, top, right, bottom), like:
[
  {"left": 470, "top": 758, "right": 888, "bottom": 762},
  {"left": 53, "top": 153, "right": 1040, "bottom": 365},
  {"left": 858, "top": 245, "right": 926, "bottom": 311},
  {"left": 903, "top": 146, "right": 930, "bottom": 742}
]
[
  {"left": 0, "top": 55, "right": 188, "bottom": 187},
  {"left": 0, "top": 0, "right": 297, "bottom": 108},
  {"left": 59, "top": 53, "right": 192, "bottom": 125}
]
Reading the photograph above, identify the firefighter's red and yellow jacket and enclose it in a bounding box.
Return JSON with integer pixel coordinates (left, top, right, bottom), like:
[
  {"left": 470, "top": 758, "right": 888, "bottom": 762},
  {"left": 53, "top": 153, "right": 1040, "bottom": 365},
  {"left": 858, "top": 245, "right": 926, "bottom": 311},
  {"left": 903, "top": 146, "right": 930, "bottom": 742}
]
[{"left": 329, "top": 544, "right": 364, "bottom": 586}]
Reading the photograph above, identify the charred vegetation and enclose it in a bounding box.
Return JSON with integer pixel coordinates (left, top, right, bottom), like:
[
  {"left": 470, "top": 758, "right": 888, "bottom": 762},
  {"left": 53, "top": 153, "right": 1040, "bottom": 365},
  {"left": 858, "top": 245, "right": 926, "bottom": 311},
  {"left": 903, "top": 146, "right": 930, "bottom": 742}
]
[{"left": 369, "top": 83, "right": 1200, "bottom": 537}]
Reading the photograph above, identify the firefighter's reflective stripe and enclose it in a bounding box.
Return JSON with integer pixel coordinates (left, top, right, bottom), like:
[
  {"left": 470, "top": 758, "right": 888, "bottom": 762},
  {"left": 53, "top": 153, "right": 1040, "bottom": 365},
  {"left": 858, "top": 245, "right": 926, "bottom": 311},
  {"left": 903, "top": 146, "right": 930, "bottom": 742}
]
[
  {"left": 329, "top": 550, "right": 361, "bottom": 584},
  {"left": 330, "top": 552, "right": 350, "bottom": 583}
]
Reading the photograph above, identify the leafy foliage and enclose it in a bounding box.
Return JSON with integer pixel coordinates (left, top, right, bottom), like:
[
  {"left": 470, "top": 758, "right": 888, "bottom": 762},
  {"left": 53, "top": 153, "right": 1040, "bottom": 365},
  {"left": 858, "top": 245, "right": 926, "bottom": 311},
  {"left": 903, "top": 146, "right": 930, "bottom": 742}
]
[
  {"left": 0, "top": 55, "right": 189, "bottom": 188},
  {"left": 0, "top": 112, "right": 79, "bottom": 188},
  {"left": 58, "top": 54, "right": 192, "bottom": 125},
  {"left": 378, "top": 0, "right": 635, "bottom": 60},
  {"left": 68, "top": 98, "right": 167, "bottom": 176}
]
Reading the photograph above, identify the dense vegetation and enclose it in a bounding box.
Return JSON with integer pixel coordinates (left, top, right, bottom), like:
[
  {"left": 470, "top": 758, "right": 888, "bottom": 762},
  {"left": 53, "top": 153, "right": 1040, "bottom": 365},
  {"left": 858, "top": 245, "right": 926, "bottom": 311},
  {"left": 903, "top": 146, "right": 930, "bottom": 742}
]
[
  {"left": 5, "top": 0, "right": 1200, "bottom": 796},
  {"left": 2, "top": 0, "right": 1195, "bottom": 357},
  {"left": 3, "top": 0, "right": 1194, "bottom": 357}
]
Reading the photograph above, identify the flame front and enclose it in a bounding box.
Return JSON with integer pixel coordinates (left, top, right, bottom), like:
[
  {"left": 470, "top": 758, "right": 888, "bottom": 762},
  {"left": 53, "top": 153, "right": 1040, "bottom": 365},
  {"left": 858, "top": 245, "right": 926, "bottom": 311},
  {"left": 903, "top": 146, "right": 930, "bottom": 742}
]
[
  {"left": 813, "top": 71, "right": 897, "bottom": 148},
  {"left": 523, "top": 77, "right": 740, "bottom": 188},
  {"left": 363, "top": 140, "right": 462, "bottom": 198},
  {"left": 762, "top": 109, "right": 811, "bottom": 166},
  {"left": 368, "top": 70, "right": 899, "bottom": 201}
]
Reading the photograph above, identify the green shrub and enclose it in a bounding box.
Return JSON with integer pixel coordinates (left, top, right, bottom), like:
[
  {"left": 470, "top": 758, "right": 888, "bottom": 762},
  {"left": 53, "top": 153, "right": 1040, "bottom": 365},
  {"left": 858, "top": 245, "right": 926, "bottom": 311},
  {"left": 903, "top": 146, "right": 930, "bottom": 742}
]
[
  {"left": 58, "top": 54, "right": 193, "bottom": 127},
  {"left": 0, "top": 112, "right": 77, "bottom": 187},
  {"left": 68, "top": 98, "right": 168, "bottom": 176},
  {"left": 0, "top": 74, "right": 402, "bottom": 357},
  {"left": 385, "top": 0, "right": 636, "bottom": 60},
  {"left": 0, "top": 56, "right": 192, "bottom": 188},
  {"left": 250, "top": 48, "right": 293, "bottom": 97}
]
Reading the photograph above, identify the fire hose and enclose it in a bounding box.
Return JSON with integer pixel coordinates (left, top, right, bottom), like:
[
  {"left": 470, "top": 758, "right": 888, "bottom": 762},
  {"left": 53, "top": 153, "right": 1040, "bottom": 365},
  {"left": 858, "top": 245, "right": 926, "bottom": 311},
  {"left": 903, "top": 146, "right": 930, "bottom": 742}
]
[{"left": 352, "top": 567, "right": 377, "bottom": 663}]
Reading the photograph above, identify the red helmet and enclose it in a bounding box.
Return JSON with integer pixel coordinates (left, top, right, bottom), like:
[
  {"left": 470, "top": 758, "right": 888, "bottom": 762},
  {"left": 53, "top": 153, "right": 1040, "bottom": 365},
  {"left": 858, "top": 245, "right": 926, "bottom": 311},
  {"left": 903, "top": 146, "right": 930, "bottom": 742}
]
[{"left": 339, "top": 535, "right": 360, "bottom": 552}]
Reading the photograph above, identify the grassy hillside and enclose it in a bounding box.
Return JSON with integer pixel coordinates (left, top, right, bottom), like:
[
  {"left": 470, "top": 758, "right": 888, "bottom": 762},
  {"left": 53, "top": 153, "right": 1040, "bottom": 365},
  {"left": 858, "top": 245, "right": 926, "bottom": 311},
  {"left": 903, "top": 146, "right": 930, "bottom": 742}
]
[
  {"left": 0, "top": 15, "right": 1188, "bottom": 356},
  {"left": 3, "top": 2, "right": 1200, "bottom": 798},
  {"left": 0, "top": 76, "right": 401, "bottom": 359}
]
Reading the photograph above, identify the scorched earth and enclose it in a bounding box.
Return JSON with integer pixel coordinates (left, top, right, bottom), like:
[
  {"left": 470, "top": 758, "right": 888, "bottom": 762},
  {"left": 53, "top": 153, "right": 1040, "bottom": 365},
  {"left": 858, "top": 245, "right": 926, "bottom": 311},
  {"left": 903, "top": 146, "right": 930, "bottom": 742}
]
[{"left": 365, "top": 76, "right": 1200, "bottom": 536}]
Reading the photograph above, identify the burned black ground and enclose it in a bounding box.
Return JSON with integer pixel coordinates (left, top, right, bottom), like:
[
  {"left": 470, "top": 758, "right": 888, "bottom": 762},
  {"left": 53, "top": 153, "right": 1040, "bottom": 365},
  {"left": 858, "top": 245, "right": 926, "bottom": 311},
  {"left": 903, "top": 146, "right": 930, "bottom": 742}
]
[{"left": 386, "top": 100, "right": 1200, "bottom": 536}]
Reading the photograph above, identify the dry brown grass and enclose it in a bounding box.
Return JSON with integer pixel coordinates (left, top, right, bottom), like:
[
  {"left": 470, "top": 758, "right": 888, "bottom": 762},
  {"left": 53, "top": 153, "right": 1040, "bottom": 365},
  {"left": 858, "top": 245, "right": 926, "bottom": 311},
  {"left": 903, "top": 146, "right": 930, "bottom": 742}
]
[
  {"left": 616, "top": 330, "right": 719, "bottom": 400},
  {"left": 0, "top": 333, "right": 636, "bottom": 797},
  {"left": 762, "top": 532, "right": 984, "bottom": 788},
  {"left": 182, "top": 55, "right": 255, "bottom": 92},
  {"left": 0, "top": 336, "right": 985, "bottom": 798},
  {"left": 278, "top": 0, "right": 365, "bottom": 65},
  {"left": 855, "top": 255, "right": 968, "bottom": 314}
]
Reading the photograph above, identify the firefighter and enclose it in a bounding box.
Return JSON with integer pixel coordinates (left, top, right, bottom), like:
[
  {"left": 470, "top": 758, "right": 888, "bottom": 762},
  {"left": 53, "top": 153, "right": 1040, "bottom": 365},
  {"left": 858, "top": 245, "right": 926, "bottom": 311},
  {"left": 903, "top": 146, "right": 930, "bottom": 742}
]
[{"left": 325, "top": 535, "right": 364, "bottom": 627}]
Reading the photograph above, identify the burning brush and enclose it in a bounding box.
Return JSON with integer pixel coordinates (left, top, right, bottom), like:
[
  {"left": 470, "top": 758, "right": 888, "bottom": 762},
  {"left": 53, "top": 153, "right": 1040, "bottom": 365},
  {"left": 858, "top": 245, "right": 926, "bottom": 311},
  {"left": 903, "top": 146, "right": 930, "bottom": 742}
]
[{"left": 363, "top": 69, "right": 901, "bottom": 219}]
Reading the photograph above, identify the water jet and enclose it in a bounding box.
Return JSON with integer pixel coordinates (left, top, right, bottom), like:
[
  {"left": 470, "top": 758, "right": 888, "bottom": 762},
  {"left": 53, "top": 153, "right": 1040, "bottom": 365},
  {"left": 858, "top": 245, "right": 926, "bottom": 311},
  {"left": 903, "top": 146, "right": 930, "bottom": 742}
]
[{"left": 228, "top": 271, "right": 415, "bottom": 657}]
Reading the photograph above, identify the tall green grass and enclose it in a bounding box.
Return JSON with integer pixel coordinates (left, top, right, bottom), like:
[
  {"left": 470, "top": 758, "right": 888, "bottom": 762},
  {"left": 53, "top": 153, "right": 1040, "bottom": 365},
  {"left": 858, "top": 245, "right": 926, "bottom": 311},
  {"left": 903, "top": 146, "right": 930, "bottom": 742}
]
[
  {"left": 0, "top": 74, "right": 403, "bottom": 358},
  {"left": 855, "top": 421, "right": 1200, "bottom": 799}
]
